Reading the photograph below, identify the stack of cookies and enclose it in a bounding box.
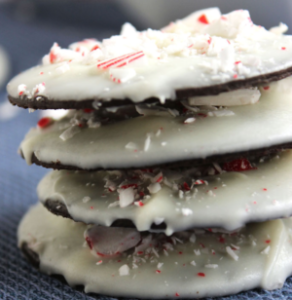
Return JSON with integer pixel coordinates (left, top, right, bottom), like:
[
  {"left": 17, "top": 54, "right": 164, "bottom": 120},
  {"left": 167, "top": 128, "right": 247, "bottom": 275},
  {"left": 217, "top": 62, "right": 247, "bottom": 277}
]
[{"left": 7, "top": 7, "right": 292, "bottom": 298}]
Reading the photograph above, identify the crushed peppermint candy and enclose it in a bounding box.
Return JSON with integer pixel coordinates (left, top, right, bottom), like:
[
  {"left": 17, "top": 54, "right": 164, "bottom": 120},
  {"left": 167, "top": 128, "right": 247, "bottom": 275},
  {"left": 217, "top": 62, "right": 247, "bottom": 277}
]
[
  {"left": 37, "top": 117, "right": 53, "bottom": 129},
  {"left": 226, "top": 246, "right": 239, "bottom": 261},
  {"left": 18, "top": 84, "right": 26, "bottom": 96},
  {"left": 119, "top": 264, "right": 130, "bottom": 276},
  {"left": 148, "top": 183, "right": 161, "bottom": 194},
  {"left": 125, "top": 142, "right": 138, "bottom": 150},
  {"left": 118, "top": 187, "right": 135, "bottom": 207},
  {"left": 184, "top": 117, "right": 196, "bottom": 124},
  {"left": 59, "top": 126, "right": 81, "bottom": 141},
  {"left": 144, "top": 135, "right": 151, "bottom": 152},
  {"left": 205, "top": 264, "right": 218, "bottom": 269},
  {"left": 261, "top": 246, "right": 271, "bottom": 255},
  {"left": 82, "top": 196, "right": 91, "bottom": 203}
]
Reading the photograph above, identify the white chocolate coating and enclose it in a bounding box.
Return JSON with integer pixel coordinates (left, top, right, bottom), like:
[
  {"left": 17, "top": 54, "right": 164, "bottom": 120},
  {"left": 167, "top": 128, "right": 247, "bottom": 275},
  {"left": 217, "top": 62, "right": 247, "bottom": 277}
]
[
  {"left": 20, "top": 79, "right": 292, "bottom": 169},
  {"left": 7, "top": 9, "right": 292, "bottom": 104},
  {"left": 18, "top": 204, "right": 292, "bottom": 298},
  {"left": 38, "top": 151, "right": 292, "bottom": 233}
]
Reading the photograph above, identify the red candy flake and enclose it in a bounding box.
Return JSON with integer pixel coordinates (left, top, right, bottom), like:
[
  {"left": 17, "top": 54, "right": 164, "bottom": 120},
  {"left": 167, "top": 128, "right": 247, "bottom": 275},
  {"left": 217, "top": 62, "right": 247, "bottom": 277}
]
[
  {"left": 19, "top": 91, "right": 24, "bottom": 96},
  {"left": 207, "top": 37, "right": 212, "bottom": 45},
  {"left": 175, "top": 293, "right": 180, "bottom": 297},
  {"left": 281, "top": 47, "right": 286, "bottom": 50},
  {"left": 178, "top": 251, "right": 183, "bottom": 255},
  {"left": 235, "top": 61, "right": 241, "bottom": 65},
  {"left": 263, "top": 86, "right": 270, "bottom": 90},
  {"left": 219, "top": 236, "right": 225, "bottom": 243},
  {"left": 91, "top": 45, "right": 99, "bottom": 51},
  {"left": 156, "top": 176, "right": 163, "bottom": 183},
  {"left": 183, "top": 182, "right": 191, "bottom": 191},
  {"left": 233, "top": 74, "right": 238, "bottom": 79},
  {"left": 139, "top": 191, "right": 145, "bottom": 197},
  {"left": 90, "top": 206, "right": 94, "bottom": 209},
  {"left": 198, "top": 113, "right": 207, "bottom": 118},
  {"left": 85, "top": 237, "right": 93, "bottom": 250},
  {"left": 83, "top": 108, "right": 94, "bottom": 113},
  {"left": 37, "top": 117, "right": 52, "bottom": 129},
  {"left": 263, "top": 188, "right": 267, "bottom": 191},
  {"left": 197, "top": 272, "right": 206, "bottom": 277},
  {"left": 120, "top": 183, "right": 138, "bottom": 189},
  {"left": 199, "top": 243, "right": 205, "bottom": 248},
  {"left": 97, "top": 51, "right": 144, "bottom": 70},
  {"left": 265, "top": 239, "right": 271, "bottom": 244},
  {"left": 198, "top": 14, "right": 209, "bottom": 24},
  {"left": 49, "top": 51, "right": 58, "bottom": 64},
  {"left": 39, "top": 72, "right": 44, "bottom": 75},
  {"left": 136, "top": 200, "right": 144, "bottom": 207},
  {"left": 223, "top": 158, "right": 256, "bottom": 172},
  {"left": 137, "top": 251, "right": 144, "bottom": 255},
  {"left": 221, "top": 16, "right": 227, "bottom": 21},
  {"left": 156, "top": 270, "right": 161, "bottom": 274}
]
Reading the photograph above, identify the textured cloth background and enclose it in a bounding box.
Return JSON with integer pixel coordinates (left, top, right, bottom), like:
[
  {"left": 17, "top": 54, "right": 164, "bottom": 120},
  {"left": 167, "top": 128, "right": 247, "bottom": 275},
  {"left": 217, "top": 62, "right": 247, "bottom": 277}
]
[{"left": 1, "top": 1, "right": 292, "bottom": 299}]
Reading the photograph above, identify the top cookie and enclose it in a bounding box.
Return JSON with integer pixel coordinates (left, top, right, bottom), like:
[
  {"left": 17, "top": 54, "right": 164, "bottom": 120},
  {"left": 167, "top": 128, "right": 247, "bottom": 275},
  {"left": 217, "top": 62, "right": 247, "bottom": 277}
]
[{"left": 7, "top": 8, "right": 292, "bottom": 109}]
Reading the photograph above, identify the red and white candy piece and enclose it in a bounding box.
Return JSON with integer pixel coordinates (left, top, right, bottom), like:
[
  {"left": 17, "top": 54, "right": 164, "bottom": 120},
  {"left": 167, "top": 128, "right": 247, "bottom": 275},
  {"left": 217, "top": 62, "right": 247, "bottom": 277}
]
[
  {"left": 18, "top": 84, "right": 26, "bottom": 96},
  {"left": 223, "top": 158, "right": 256, "bottom": 172},
  {"left": 109, "top": 68, "right": 136, "bottom": 84},
  {"left": 85, "top": 226, "right": 141, "bottom": 257},
  {"left": 97, "top": 51, "right": 144, "bottom": 70},
  {"left": 37, "top": 117, "right": 53, "bottom": 129}
]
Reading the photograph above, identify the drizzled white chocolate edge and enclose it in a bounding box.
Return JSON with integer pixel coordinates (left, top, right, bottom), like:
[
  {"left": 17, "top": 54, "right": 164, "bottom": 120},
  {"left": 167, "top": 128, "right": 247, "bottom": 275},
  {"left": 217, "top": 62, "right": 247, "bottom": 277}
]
[
  {"left": 19, "top": 78, "right": 292, "bottom": 170},
  {"left": 7, "top": 8, "right": 292, "bottom": 104},
  {"left": 38, "top": 151, "right": 292, "bottom": 233},
  {"left": 18, "top": 204, "right": 292, "bottom": 298}
]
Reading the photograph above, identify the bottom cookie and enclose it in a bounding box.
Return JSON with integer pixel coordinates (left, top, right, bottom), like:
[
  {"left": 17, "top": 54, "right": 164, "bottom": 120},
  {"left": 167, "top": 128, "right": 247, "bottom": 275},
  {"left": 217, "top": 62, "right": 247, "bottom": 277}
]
[{"left": 18, "top": 204, "right": 292, "bottom": 299}]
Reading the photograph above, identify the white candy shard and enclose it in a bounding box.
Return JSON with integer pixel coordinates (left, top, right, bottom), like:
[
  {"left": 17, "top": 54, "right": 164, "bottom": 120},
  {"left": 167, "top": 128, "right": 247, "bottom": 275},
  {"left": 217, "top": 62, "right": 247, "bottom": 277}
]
[
  {"left": 157, "top": 262, "right": 164, "bottom": 269},
  {"left": 85, "top": 226, "right": 141, "bottom": 257},
  {"left": 226, "top": 246, "right": 239, "bottom": 261},
  {"left": 189, "top": 234, "right": 196, "bottom": 243},
  {"left": 59, "top": 126, "right": 81, "bottom": 141},
  {"left": 109, "top": 68, "right": 136, "bottom": 83},
  {"left": 125, "top": 142, "right": 138, "bottom": 150},
  {"left": 148, "top": 183, "right": 161, "bottom": 194},
  {"left": 121, "top": 22, "right": 137, "bottom": 36},
  {"left": 119, "top": 187, "right": 135, "bottom": 207},
  {"left": 184, "top": 117, "right": 196, "bottom": 124},
  {"left": 261, "top": 246, "right": 271, "bottom": 255},
  {"left": 144, "top": 135, "right": 151, "bottom": 152},
  {"left": 269, "top": 23, "right": 288, "bottom": 35},
  {"left": 207, "top": 110, "right": 235, "bottom": 117},
  {"left": 119, "top": 264, "right": 130, "bottom": 276},
  {"left": 182, "top": 208, "right": 193, "bottom": 216},
  {"left": 82, "top": 196, "right": 91, "bottom": 203},
  {"left": 205, "top": 264, "right": 218, "bottom": 269},
  {"left": 189, "top": 88, "right": 260, "bottom": 107}
]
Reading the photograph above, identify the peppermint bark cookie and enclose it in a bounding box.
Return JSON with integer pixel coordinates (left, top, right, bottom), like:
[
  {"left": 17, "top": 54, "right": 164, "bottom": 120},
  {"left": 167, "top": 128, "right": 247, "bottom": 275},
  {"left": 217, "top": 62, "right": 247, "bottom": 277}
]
[
  {"left": 19, "top": 78, "right": 292, "bottom": 171},
  {"left": 18, "top": 204, "right": 292, "bottom": 299},
  {"left": 7, "top": 8, "right": 292, "bottom": 109},
  {"left": 38, "top": 150, "right": 292, "bottom": 233}
]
